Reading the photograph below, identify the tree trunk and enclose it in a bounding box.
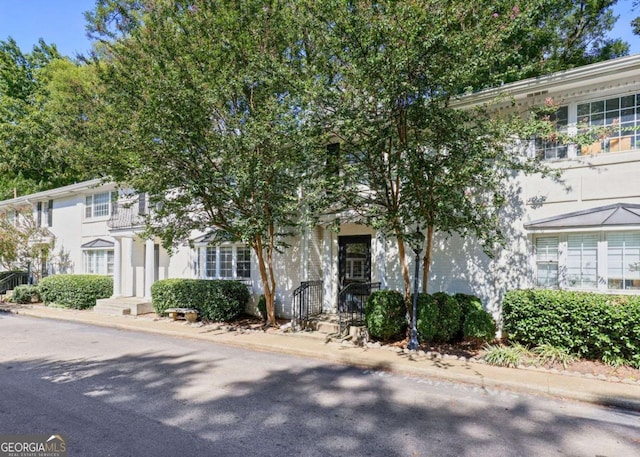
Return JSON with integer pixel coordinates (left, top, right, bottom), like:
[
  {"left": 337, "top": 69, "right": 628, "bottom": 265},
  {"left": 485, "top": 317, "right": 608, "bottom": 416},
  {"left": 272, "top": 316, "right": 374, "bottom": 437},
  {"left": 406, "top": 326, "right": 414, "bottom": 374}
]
[
  {"left": 422, "top": 224, "right": 434, "bottom": 293},
  {"left": 396, "top": 234, "right": 412, "bottom": 317},
  {"left": 252, "top": 236, "right": 278, "bottom": 327}
]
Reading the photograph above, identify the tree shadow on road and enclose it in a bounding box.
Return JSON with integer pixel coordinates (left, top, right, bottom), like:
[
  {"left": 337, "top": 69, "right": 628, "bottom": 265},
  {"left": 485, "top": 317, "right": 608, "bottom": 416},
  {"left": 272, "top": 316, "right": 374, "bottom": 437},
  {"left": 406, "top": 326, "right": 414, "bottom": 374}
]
[{"left": 2, "top": 348, "right": 639, "bottom": 457}]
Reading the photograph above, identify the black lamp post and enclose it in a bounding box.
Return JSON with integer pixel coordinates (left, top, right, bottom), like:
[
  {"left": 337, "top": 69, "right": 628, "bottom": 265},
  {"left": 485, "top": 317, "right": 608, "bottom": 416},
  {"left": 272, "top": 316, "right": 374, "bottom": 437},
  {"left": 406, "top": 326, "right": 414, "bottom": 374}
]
[{"left": 407, "top": 228, "right": 424, "bottom": 351}]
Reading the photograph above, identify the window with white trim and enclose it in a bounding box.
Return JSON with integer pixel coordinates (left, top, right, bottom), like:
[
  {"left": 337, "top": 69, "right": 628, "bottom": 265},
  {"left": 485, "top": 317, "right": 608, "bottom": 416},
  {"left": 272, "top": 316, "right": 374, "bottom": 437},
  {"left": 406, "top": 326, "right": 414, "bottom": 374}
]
[
  {"left": 578, "top": 93, "right": 640, "bottom": 155},
  {"left": 84, "top": 249, "right": 114, "bottom": 275},
  {"left": 203, "top": 245, "right": 251, "bottom": 279},
  {"left": 607, "top": 233, "right": 640, "bottom": 290},
  {"left": 535, "top": 106, "right": 568, "bottom": 160},
  {"left": 567, "top": 234, "right": 598, "bottom": 289},
  {"left": 535, "top": 236, "right": 559, "bottom": 287},
  {"left": 85, "top": 192, "right": 113, "bottom": 219}
]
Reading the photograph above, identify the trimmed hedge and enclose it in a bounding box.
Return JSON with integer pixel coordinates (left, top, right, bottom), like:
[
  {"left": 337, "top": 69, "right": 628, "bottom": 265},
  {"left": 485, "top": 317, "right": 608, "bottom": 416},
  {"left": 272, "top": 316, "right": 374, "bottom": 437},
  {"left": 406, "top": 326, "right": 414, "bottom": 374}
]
[
  {"left": 39, "top": 274, "right": 112, "bottom": 309},
  {"left": 151, "top": 279, "right": 250, "bottom": 322},
  {"left": 463, "top": 309, "right": 496, "bottom": 343},
  {"left": 365, "top": 290, "right": 407, "bottom": 340},
  {"left": 10, "top": 285, "right": 40, "bottom": 304},
  {"left": 416, "top": 292, "right": 462, "bottom": 343},
  {"left": 503, "top": 289, "right": 640, "bottom": 367}
]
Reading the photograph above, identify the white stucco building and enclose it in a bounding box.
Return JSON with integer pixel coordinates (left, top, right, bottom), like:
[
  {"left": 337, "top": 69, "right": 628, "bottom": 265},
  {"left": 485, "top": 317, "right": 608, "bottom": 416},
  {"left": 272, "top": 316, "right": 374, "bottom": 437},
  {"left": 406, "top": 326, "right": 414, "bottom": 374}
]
[{"left": 2, "top": 54, "right": 640, "bottom": 323}]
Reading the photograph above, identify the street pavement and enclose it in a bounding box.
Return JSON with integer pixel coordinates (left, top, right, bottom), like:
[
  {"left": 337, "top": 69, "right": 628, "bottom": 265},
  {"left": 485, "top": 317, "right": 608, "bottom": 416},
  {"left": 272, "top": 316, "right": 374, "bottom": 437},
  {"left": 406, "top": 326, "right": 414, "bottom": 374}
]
[
  {"left": 1, "top": 303, "right": 639, "bottom": 413},
  {"left": 1, "top": 313, "right": 639, "bottom": 457}
]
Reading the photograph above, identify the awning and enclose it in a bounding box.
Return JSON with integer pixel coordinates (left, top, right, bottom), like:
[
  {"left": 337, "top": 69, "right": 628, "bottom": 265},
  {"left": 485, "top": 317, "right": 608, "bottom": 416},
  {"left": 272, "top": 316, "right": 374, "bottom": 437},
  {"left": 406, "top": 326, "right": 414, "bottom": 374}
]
[
  {"left": 524, "top": 203, "right": 640, "bottom": 230},
  {"left": 81, "top": 238, "right": 115, "bottom": 249}
]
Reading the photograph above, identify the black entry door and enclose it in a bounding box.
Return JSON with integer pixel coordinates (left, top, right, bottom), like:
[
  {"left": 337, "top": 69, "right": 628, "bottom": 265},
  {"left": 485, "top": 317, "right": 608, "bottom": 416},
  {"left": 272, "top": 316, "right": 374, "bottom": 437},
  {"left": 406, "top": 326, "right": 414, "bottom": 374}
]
[{"left": 338, "top": 235, "right": 372, "bottom": 288}]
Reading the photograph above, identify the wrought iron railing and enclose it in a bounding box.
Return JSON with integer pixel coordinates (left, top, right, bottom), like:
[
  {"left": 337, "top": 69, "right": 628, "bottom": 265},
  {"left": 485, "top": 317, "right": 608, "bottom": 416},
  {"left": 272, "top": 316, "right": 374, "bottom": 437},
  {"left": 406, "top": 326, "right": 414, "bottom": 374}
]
[
  {"left": 107, "top": 198, "right": 147, "bottom": 230},
  {"left": 292, "top": 280, "right": 324, "bottom": 330},
  {"left": 338, "top": 282, "right": 380, "bottom": 334},
  {"left": 0, "top": 272, "right": 29, "bottom": 295}
]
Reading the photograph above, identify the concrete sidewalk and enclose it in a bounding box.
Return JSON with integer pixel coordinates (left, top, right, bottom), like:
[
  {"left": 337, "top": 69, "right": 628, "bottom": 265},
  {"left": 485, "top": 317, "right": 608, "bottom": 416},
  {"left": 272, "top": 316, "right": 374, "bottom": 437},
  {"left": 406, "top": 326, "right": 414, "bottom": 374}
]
[{"left": 2, "top": 303, "right": 640, "bottom": 412}]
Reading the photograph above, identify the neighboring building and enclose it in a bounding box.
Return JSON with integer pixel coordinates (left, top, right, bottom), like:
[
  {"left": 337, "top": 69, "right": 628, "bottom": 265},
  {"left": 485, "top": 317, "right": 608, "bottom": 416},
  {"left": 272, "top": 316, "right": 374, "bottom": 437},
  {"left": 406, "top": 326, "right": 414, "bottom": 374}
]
[{"left": 2, "top": 54, "right": 640, "bottom": 323}]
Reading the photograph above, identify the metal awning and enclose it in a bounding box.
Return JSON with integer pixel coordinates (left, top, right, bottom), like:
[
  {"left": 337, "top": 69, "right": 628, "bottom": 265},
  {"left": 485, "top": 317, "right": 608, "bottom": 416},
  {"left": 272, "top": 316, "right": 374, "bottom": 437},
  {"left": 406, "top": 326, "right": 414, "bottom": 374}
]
[
  {"left": 524, "top": 203, "right": 640, "bottom": 230},
  {"left": 191, "top": 230, "right": 234, "bottom": 244},
  {"left": 81, "top": 238, "right": 115, "bottom": 249}
]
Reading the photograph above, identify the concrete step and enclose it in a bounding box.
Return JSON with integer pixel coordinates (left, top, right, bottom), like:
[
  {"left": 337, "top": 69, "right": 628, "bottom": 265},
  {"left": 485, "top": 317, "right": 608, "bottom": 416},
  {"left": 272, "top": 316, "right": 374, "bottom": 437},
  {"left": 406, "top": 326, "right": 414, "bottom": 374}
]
[
  {"left": 95, "top": 297, "right": 154, "bottom": 316},
  {"left": 94, "top": 303, "right": 131, "bottom": 316}
]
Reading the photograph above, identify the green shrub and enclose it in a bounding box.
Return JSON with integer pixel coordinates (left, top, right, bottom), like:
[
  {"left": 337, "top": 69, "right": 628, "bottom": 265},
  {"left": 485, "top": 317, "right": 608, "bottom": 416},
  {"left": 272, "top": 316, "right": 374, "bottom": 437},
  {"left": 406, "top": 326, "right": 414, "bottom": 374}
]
[
  {"left": 454, "top": 293, "right": 484, "bottom": 339},
  {"left": 151, "top": 279, "right": 250, "bottom": 322},
  {"left": 462, "top": 309, "right": 496, "bottom": 344},
  {"left": 9, "top": 285, "right": 40, "bottom": 304},
  {"left": 416, "top": 292, "right": 462, "bottom": 343},
  {"left": 257, "top": 295, "right": 267, "bottom": 320},
  {"left": 364, "top": 290, "right": 407, "bottom": 341},
  {"left": 39, "top": 274, "right": 112, "bottom": 309},
  {"left": 532, "top": 343, "right": 577, "bottom": 369},
  {"left": 503, "top": 289, "right": 640, "bottom": 367},
  {"left": 482, "top": 343, "right": 529, "bottom": 368}
]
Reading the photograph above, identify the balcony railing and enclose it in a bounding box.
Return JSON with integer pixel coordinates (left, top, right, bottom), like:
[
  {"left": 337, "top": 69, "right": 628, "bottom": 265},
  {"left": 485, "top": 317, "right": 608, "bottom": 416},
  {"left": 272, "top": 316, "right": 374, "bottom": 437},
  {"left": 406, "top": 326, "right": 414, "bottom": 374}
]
[{"left": 107, "top": 197, "right": 147, "bottom": 230}]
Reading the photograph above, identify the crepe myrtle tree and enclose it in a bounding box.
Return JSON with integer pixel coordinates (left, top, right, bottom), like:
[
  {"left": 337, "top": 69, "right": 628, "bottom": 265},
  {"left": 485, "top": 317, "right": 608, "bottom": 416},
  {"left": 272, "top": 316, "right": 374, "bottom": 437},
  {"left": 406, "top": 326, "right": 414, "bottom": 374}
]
[
  {"left": 301, "top": 0, "right": 570, "bottom": 310},
  {"left": 87, "top": 0, "right": 327, "bottom": 326}
]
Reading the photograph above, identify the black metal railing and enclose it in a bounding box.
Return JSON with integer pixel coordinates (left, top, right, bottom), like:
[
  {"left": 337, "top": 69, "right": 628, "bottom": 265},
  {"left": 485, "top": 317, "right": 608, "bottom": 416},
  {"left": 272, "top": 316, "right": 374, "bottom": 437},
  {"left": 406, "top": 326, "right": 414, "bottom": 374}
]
[
  {"left": 107, "top": 198, "right": 147, "bottom": 230},
  {"left": 0, "top": 272, "right": 29, "bottom": 295},
  {"left": 292, "top": 280, "right": 324, "bottom": 330},
  {"left": 338, "top": 282, "right": 380, "bottom": 334}
]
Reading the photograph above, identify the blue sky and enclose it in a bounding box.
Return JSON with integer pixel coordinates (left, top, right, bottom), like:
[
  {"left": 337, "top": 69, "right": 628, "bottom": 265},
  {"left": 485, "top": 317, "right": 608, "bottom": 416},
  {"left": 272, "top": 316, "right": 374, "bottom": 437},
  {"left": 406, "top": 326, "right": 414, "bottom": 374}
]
[{"left": 0, "top": 1, "right": 639, "bottom": 58}]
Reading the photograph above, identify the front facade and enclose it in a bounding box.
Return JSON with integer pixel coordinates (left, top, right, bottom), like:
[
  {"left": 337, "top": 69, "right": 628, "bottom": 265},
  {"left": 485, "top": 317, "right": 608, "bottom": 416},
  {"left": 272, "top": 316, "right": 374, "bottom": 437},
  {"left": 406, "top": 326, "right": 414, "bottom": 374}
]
[{"left": 2, "top": 54, "right": 640, "bottom": 321}]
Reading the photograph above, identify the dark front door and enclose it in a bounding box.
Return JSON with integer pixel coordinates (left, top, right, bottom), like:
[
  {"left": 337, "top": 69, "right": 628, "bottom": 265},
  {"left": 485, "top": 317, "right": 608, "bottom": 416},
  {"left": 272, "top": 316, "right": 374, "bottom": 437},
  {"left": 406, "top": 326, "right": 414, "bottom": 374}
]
[{"left": 338, "top": 235, "right": 372, "bottom": 289}]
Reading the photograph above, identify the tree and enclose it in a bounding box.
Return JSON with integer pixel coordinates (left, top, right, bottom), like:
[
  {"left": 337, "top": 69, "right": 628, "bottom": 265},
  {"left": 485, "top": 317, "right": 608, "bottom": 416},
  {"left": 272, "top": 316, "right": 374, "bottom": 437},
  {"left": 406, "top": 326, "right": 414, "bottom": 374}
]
[
  {"left": 86, "top": 0, "right": 325, "bottom": 326},
  {"left": 301, "top": 0, "right": 567, "bottom": 308},
  {"left": 0, "top": 39, "right": 95, "bottom": 200},
  {"left": 0, "top": 207, "right": 55, "bottom": 281}
]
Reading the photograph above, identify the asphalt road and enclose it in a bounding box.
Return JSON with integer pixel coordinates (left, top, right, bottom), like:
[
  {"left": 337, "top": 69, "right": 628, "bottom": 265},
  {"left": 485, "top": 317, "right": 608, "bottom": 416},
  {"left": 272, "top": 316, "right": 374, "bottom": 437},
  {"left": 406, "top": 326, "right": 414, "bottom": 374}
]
[{"left": 0, "top": 314, "right": 639, "bottom": 457}]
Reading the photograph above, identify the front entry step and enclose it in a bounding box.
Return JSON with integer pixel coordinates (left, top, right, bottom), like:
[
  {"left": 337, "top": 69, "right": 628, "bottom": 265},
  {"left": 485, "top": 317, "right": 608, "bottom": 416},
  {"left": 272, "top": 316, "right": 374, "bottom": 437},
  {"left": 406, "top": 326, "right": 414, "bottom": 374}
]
[{"left": 94, "top": 297, "right": 153, "bottom": 316}]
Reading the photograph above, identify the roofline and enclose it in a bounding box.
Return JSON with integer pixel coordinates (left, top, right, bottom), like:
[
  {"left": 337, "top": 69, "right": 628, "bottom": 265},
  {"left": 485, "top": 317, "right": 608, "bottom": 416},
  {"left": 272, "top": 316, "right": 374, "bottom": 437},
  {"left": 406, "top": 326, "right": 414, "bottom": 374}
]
[
  {"left": 524, "top": 202, "right": 640, "bottom": 229},
  {"left": 0, "top": 179, "right": 112, "bottom": 207},
  {"left": 453, "top": 53, "right": 640, "bottom": 108}
]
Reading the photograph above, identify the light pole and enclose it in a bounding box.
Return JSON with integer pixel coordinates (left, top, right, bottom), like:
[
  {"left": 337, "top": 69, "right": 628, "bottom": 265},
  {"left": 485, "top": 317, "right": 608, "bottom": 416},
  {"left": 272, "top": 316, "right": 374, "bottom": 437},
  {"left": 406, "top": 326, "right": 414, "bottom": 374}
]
[{"left": 407, "top": 228, "right": 424, "bottom": 350}]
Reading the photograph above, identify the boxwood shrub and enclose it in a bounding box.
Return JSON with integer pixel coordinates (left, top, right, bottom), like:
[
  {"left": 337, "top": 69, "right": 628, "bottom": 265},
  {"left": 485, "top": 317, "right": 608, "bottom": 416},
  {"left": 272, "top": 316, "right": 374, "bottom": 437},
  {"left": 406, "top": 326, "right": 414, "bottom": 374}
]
[
  {"left": 39, "top": 274, "right": 112, "bottom": 309},
  {"left": 10, "top": 285, "right": 41, "bottom": 304},
  {"left": 364, "top": 290, "right": 407, "bottom": 341},
  {"left": 416, "top": 292, "right": 462, "bottom": 343},
  {"left": 462, "top": 309, "right": 496, "bottom": 344},
  {"left": 151, "top": 279, "right": 250, "bottom": 322},
  {"left": 503, "top": 289, "right": 640, "bottom": 367}
]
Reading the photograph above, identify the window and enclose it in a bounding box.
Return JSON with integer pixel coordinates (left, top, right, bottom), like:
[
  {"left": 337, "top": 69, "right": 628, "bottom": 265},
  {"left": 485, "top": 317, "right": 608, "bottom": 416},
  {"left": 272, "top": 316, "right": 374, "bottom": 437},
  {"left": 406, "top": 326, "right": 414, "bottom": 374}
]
[
  {"left": 203, "top": 245, "right": 251, "bottom": 279},
  {"left": 536, "top": 106, "right": 568, "bottom": 160},
  {"left": 535, "top": 237, "right": 559, "bottom": 287},
  {"left": 85, "top": 192, "right": 113, "bottom": 219},
  {"left": 567, "top": 234, "right": 598, "bottom": 289},
  {"left": 84, "top": 249, "right": 114, "bottom": 275},
  {"left": 607, "top": 233, "right": 640, "bottom": 290},
  {"left": 578, "top": 93, "right": 640, "bottom": 155},
  {"left": 37, "top": 200, "right": 53, "bottom": 227}
]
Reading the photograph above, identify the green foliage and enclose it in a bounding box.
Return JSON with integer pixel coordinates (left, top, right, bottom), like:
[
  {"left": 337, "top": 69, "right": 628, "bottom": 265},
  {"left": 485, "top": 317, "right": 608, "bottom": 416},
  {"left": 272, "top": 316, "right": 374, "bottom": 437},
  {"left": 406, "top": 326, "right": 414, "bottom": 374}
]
[
  {"left": 364, "top": 290, "right": 407, "bottom": 341},
  {"left": 0, "top": 39, "right": 93, "bottom": 199},
  {"left": 38, "top": 274, "right": 112, "bottom": 309},
  {"left": 257, "top": 295, "right": 267, "bottom": 321},
  {"left": 482, "top": 343, "right": 530, "bottom": 368},
  {"left": 151, "top": 279, "right": 250, "bottom": 322},
  {"left": 416, "top": 292, "right": 462, "bottom": 343},
  {"left": 503, "top": 290, "right": 640, "bottom": 368},
  {"left": 9, "top": 285, "right": 40, "bottom": 304},
  {"left": 532, "top": 343, "right": 577, "bottom": 369},
  {"left": 462, "top": 309, "right": 497, "bottom": 344}
]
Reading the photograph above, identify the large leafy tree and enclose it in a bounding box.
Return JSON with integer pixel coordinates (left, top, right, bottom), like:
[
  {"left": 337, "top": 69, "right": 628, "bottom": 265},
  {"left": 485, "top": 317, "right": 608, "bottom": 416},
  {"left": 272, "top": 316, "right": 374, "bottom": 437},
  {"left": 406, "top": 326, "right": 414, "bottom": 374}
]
[
  {"left": 0, "top": 39, "right": 95, "bottom": 200},
  {"left": 86, "top": 0, "right": 325, "bottom": 326},
  {"left": 301, "top": 0, "right": 566, "bottom": 306}
]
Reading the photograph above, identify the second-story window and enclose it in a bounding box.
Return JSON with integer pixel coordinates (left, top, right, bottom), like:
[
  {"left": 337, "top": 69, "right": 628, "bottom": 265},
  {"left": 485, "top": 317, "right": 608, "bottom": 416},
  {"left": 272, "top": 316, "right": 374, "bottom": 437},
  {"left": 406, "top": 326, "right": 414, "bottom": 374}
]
[
  {"left": 85, "top": 192, "right": 112, "bottom": 219},
  {"left": 535, "top": 106, "right": 568, "bottom": 160}
]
